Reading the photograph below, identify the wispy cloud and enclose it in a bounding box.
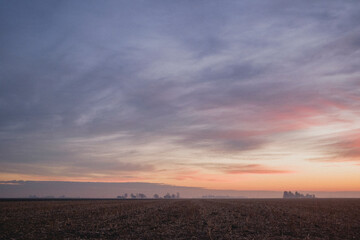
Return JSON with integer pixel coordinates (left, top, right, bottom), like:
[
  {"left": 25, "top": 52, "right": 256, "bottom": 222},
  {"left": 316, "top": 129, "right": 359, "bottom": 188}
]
[
  {"left": 0, "top": 0, "right": 359, "bottom": 187},
  {"left": 220, "top": 164, "right": 293, "bottom": 175},
  {"left": 196, "top": 163, "right": 293, "bottom": 175},
  {"left": 310, "top": 130, "right": 360, "bottom": 163}
]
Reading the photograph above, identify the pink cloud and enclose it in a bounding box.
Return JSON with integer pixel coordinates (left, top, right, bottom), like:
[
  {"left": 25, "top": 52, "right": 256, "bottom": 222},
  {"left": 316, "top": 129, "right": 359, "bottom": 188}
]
[
  {"left": 168, "top": 163, "right": 292, "bottom": 183},
  {"left": 261, "top": 98, "right": 350, "bottom": 132},
  {"left": 174, "top": 81, "right": 359, "bottom": 156},
  {"left": 310, "top": 130, "right": 360, "bottom": 163},
  {"left": 195, "top": 163, "right": 293, "bottom": 175},
  {"left": 218, "top": 164, "right": 293, "bottom": 175},
  {"left": 172, "top": 175, "right": 223, "bottom": 182},
  {"left": 170, "top": 169, "right": 228, "bottom": 182}
]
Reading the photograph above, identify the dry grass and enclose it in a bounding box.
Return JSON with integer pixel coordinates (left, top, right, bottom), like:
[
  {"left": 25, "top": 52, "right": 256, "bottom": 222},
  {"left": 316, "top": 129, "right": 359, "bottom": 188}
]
[{"left": 1, "top": 199, "right": 360, "bottom": 239}]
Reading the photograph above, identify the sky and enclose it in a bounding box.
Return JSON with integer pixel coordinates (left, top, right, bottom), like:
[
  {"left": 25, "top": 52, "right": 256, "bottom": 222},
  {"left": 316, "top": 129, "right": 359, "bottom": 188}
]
[{"left": 0, "top": 0, "right": 360, "bottom": 194}]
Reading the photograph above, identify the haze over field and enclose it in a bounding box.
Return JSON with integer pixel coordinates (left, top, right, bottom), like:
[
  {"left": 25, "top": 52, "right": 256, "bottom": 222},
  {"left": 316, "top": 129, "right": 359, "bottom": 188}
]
[
  {"left": 2, "top": 181, "right": 360, "bottom": 199},
  {"left": 0, "top": 1, "right": 360, "bottom": 196}
]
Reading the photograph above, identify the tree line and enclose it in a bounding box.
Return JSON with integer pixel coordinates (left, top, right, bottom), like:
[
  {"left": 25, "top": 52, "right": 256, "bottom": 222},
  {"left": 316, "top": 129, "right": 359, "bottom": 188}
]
[
  {"left": 283, "top": 191, "right": 315, "bottom": 199},
  {"left": 117, "top": 192, "right": 180, "bottom": 199}
]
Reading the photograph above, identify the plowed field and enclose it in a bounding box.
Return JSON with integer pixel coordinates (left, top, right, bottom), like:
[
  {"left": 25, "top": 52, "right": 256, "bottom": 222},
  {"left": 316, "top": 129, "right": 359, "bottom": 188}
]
[{"left": 1, "top": 199, "right": 360, "bottom": 239}]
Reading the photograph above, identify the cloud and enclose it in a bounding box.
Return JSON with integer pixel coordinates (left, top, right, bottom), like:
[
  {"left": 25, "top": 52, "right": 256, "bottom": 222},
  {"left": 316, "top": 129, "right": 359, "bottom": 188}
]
[
  {"left": 309, "top": 130, "right": 360, "bottom": 163},
  {"left": 175, "top": 129, "right": 266, "bottom": 153},
  {"left": 171, "top": 172, "right": 223, "bottom": 182},
  {"left": 0, "top": 160, "right": 155, "bottom": 179},
  {"left": 221, "top": 164, "right": 292, "bottom": 175},
  {"left": 0, "top": 0, "right": 359, "bottom": 181},
  {"left": 198, "top": 163, "right": 293, "bottom": 175}
]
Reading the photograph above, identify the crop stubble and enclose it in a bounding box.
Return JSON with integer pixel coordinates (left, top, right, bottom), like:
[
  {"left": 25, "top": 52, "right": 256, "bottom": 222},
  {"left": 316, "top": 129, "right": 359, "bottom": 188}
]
[{"left": 1, "top": 199, "right": 360, "bottom": 239}]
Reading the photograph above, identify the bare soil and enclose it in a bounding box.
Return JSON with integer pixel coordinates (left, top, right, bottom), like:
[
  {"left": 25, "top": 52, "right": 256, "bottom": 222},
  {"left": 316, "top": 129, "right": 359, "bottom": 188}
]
[{"left": 1, "top": 199, "right": 360, "bottom": 239}]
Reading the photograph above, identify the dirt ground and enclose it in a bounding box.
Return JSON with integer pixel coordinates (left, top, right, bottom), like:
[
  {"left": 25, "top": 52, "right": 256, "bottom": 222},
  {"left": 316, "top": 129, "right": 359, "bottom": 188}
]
[{"left": 1, "top": 199, "right": 360, "bottom": 239}]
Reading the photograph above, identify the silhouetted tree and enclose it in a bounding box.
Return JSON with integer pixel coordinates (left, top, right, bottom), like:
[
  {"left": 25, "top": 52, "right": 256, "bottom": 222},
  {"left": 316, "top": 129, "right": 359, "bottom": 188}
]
[
  {"left": 138, "top": 193, "right": 146, "bottom": 199},
  {"left": 117, "top": 193, "right": 128, "bottom": 199},
  {"left": 283, "top": 191, "right": 315, "bottom": 199}
]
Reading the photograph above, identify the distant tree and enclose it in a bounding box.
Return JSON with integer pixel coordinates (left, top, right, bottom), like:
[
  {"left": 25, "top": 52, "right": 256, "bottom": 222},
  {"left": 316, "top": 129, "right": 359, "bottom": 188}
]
[
  {"left": 153, "top": 194, "right": 159, "bottom": 199},
  {"left": 283, "top": 191, "right": 289, "bottom": 198},
  {"left": 284, "top": 191, "right": 315, "bottom": 199},
  {"left": 131, "top": 193, "right": 136, "bottom": 199},
  {"left": 164, "top": 193, "right": 171, "bottom": 199},
  {"left": 171, "top": 194, "right": 176, "bottom": 199},
  {"left": 176, "top": 192, "right": 180, "bottom": 199},
  {"left": 138, "top": 193, "right": 147, "bottom": 199},
  {"left": 295, "top": 191, "right": 302, "bottom": 198},
  {"left": 305, "top": 193, "right": 315, "bottom": 198},
  {"left": 117, "top": 193, "right": 128, "bottom": 199},
  {"left": 283, "top": 191, "right": 295, "bottom": 198}
]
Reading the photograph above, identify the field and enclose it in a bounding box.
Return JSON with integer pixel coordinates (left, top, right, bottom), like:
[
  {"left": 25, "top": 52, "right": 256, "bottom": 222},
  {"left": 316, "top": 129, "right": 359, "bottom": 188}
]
[{"left": 1, "top": 199, "right": 360, "bottom": 239}]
